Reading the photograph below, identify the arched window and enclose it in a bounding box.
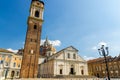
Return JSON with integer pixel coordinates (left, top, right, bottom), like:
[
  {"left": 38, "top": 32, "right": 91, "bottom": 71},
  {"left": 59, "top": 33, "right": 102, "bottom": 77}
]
[
  {"left": 11, "top": 71, "right": 15, "bottom": 78},
  {"left": 35, "top": 10, "right": 39, "bottom": 17},
  {"left": 13, "top": 63, "right": 16, "bottom": 67},
  {"left": 34, "top": 25, "right": 37, "bottom": 30},
  {"left": 73, "top": 54, "right": 76, "bottom": 59},
  {"left": 18, "top": 64, "right": 20, "bottom": 67},
  {"left": 5, "top": 62, "right": 8, "bottom": 66},
  {"left": 68, "top": 53, "right": 70, "bottom": 58},
  {"left": 17, "top": 71, "right": 19, "bottom": 76},
  {"left": 1, "top": 60, "right": 3, "bottom": 64}
]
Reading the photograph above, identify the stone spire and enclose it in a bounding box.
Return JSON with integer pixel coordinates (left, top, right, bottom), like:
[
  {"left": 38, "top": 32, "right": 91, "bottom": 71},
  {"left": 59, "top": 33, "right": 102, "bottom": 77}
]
[{"left": 44, "top": 36, "right": 50, "bottom": 46}]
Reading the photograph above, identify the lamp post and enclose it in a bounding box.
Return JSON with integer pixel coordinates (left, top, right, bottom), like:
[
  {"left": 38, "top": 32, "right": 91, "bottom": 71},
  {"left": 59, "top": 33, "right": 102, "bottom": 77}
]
[{"left": 98, "top": 45, "right": 110, "bottom": 80}]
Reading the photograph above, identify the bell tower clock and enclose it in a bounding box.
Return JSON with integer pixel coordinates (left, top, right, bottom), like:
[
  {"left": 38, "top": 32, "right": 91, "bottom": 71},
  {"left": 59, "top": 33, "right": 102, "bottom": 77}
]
[{"left": 20, "top": 0, "right": 44, "bottom": 78}]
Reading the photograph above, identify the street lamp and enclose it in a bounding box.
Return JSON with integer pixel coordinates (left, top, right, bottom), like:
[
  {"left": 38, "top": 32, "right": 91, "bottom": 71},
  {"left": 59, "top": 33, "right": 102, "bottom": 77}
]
[{"left": 98, "top": 45, "right": 110, "bottom": 80}]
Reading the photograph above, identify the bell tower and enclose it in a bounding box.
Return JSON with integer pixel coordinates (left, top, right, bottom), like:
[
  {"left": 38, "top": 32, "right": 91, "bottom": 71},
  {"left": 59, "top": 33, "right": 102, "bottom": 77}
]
[{"left": 20, "top": 0, "right": 44, "bottom": 78}]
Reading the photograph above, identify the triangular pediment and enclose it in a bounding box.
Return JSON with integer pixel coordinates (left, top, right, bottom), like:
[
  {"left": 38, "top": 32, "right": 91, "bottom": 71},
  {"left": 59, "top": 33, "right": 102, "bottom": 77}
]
[
  {"left": 64, "top": 46, "right": 78, "bottom": 52},
  {"left": 48, "top": 46, "right": 86, "bottom": 62}
]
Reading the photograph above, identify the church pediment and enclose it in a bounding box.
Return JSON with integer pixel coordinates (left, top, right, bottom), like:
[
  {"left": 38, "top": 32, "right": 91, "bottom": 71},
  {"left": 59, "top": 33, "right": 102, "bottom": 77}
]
[
  {"left": 64, "top": 46, "right": 78, "bottom": 52},
  {"left": 47, "top": 46, "right": 86, "bottom": 62}
]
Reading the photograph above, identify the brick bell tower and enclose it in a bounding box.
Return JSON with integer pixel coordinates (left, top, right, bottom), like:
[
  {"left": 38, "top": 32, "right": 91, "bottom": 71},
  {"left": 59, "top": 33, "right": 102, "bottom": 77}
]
[{"left": 20, "top": 0, "right": 44, "bottom": 78}]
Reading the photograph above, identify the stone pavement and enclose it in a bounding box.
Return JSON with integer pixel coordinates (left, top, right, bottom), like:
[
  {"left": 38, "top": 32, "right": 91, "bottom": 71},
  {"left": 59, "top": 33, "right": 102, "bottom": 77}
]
[{"left": 5, "top": 78, "right": 120, "bottom": 80}]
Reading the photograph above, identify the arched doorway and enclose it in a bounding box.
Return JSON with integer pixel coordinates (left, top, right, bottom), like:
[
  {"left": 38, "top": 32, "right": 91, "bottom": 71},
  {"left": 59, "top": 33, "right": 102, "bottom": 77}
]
[
  {"left": 70, "top": 65, "right": 75, "bottom": 75},
  {"left": 81, "top": 69, "right": 84, "bottom": 75},
  {"left": 11, "top": 71, "right": 15, "bottom": 78},
  {"left": 97, "top": 73, "right": 100, "bottom": 78},
  {"left": 80, "top": 66, "right": 84, "bottom": 75},
  {"left": 59, "top": 64, "right": 63, "bottom": 75}
]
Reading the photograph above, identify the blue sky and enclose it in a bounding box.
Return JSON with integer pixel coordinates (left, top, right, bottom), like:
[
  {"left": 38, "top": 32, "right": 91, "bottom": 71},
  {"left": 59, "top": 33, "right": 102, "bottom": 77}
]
[{"left": 0, "top": 0, "right": 120, "bottom": 60}]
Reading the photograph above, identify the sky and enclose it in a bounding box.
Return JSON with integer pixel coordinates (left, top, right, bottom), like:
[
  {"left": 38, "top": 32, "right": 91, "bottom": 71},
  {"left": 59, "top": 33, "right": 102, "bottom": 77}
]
[{"left": 0, "top": 0, "right": 120, "bottom": 60}]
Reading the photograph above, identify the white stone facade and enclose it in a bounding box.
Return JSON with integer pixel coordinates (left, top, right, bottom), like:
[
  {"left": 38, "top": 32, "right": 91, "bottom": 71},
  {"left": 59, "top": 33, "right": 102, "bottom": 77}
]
[{"left": 38, "top": 46, "right": 88, "bottom": 78}]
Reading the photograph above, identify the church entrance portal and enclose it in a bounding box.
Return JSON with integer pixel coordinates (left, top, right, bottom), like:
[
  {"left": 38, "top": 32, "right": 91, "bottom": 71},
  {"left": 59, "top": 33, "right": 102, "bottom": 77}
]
[
  {"left": 70, "top": 68, "right": 74, "bottom": 74},
  {"left": 70, "top": 65, "right": 75, "bottom": 75}
]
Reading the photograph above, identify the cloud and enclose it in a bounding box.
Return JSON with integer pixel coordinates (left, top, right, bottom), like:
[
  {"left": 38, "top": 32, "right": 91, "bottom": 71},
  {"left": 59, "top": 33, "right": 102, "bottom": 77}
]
[
  {"left": 41, "top": 39, "right": 61, "bottom": 47},
  {"left": 41, "top": 40, "right": 45, "bottom": 45},
  {"left": 91, "top": 41, "right": 120, "bottom": 57},
  {"left": 92, "top": 41, "right": 107, "bottom": 50},
  {"left": 98, "top": 42, "right": 107, "bottom": 47},
  {"left": 7, "top": 48, "right": 18, "bottom": 53},
  {"left": 83, "top": 56, "right": 95, "bottom": 61},
  {"left": 50, "top": 40, "right": 61, "bottom": 46},
  {"left": 92, "top": 46, "right": 97, "bottom": 50}
]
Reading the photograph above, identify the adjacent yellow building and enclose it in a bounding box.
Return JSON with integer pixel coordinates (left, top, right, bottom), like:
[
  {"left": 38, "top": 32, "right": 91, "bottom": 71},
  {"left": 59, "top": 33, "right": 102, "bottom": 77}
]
[
  {"left": 0, "top": 48, "right": 22, "bottom": 80},
  {"left": 87, "top": 56, "right": 120, "bottom": 78}
]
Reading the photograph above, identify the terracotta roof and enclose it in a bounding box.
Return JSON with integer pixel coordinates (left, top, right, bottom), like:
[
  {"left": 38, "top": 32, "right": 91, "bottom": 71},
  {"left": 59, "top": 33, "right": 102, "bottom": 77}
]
[
  {"left": 0, "top": 48, "right": 14, "bottom": 53},
  {"left": 113, "top": 55, "right": 120, "bottom": 61},
  {"left": 87, "top": 56, "right": 112, "bottom": 63}
]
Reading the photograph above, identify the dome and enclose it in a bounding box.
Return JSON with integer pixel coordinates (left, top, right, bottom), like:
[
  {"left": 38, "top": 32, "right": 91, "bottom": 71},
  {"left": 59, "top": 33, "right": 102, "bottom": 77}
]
[
  {"left": 40, "top": 37, "right": 57, "bottom": 56},
  {"left": 51, "top": 46, "right": 56, "bottom": 53}
]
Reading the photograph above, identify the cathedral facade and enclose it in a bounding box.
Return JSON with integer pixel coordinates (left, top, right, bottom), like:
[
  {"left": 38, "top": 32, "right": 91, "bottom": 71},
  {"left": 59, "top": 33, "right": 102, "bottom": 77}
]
[{"left": 38, "top": 38, "right": 88, "bottom": 78}]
